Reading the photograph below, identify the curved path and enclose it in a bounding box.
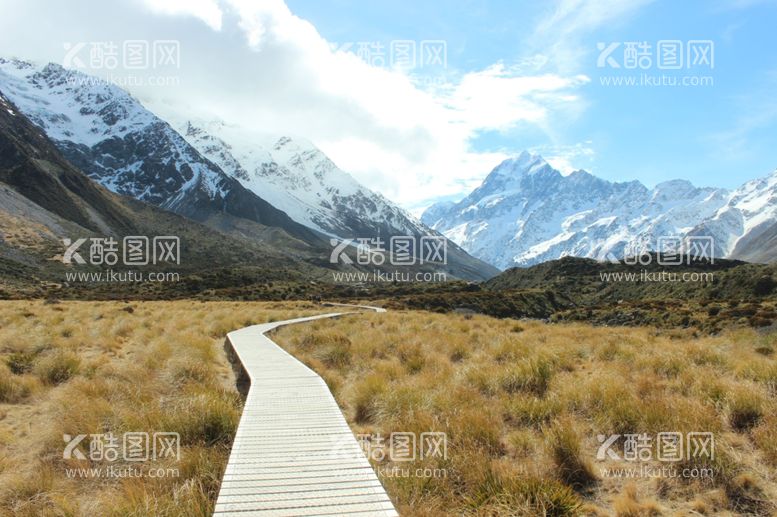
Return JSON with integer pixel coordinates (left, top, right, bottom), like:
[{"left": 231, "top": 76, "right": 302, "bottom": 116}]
[{"left": 214, "top": 306, "right": 398, "bottom": 517}]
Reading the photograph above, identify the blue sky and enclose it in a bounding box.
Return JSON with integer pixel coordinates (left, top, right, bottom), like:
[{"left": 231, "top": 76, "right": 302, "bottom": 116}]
[{"left": 288, "top": 0, "right": 777, "bottom": 190}]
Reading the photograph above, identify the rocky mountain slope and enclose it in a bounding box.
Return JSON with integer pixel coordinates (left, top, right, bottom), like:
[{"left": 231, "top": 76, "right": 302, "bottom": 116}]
[
  {"left": 0, "top": 58, "right": 497, "bottom": 281},
  {"left": 0, "top": 58, "right": 322, "bottom": 248},
  {"left": 0, "top": 89, "right": 332, "bottom": 297}
]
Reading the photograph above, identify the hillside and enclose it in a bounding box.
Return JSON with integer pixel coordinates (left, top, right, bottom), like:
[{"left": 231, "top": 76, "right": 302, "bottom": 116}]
[{"left": 0, "top": 89, "right": 337, "bottom": 297}]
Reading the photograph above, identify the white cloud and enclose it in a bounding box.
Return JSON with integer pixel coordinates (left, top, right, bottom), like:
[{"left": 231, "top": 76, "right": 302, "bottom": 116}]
[
  {"left": 0, "top": 0, "right": 595, "bottom": 209},
  {"left": 531, "top": 0, "right": 656, "bottom": 73},
  {"left": 156, "top": 0, "right": 590, "bottom": 208},
  {"left": 535, "top": 0, "right": 655, "bottom": 38},
  {"left": 139, "top": 0, "right": 223, "bottom": 30},
  {"left": 533, "top": 142, "right": 596, "bottom": 174}
]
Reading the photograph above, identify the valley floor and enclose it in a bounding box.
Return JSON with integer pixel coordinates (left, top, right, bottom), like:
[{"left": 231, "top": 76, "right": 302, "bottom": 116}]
[{"left": 0, "top": 300, "right": 775, "bottom": 516}]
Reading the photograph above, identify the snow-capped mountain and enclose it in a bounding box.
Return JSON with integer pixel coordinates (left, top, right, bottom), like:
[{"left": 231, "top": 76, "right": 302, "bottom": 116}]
[
  {"left": 0, "top": 58, "right": 319, "bottom": 244},
  {"left": 177, "top": 120, "right": 499, "bottom": 278},
  {"left": 0, "top": 58, "right": 498, "bottom": 280},
  {"left": 422, "top": 151, "right": 776, "bottom": 269},
  {"left": 180, "top": 120, "right": 426, "bottom": 239}
]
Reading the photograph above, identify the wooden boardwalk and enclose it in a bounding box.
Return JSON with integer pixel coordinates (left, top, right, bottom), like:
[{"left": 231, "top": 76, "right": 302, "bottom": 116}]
[{"left": 214, "top": 309, "right": 397, "bottom": 517}]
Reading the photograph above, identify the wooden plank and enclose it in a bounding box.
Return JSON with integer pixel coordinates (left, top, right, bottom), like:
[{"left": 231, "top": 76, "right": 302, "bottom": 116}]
[{"left": 214, "top": 308, "right": 397, "bottom": 517}]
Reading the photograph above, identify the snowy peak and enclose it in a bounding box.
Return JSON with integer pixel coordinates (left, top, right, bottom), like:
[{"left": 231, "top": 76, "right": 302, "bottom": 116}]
[
  {"left": 482, "top": 152, "right": 557, "bottom": 187},
  {"left": 651, "top": 179, "right": 704, "bottom": 202},
  {"left": 0, "top": 59, "right": 152, "bottom": 146},
  {"left": 179, "top": 120, "right": 499, "bottom": 278},
  {"left": 493, "top": 151, "right": 550, "bottom": 177},
  {"left": 180, "top": 120, "right": 421, "bottom": 238},
  {"left": 423, "top": 154, "right": 777, "bottom": 269}
]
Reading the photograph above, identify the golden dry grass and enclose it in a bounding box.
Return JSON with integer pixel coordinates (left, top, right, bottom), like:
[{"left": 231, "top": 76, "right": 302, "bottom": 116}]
[
  {"left": 273, "top": 310, "right": 777, "bottom": 516},
  {"left": 2, "top": 300, "right": 775, "bottom": 516},
  {"left": 0, "top": 299, "right": 324, "bottom": 517}
]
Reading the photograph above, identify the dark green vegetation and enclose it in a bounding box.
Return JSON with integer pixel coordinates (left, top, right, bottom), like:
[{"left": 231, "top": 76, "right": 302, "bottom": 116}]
[
  {"left": 3, "top": 252, "right": 775, "bottom": 332},
  {"left": 485, "top": 256, "right": 777, "bottom": 332}
]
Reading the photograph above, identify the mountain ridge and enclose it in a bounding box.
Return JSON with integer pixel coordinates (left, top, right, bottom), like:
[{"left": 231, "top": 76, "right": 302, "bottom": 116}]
[
  {"left": 0, "top": 58, "right": 325, "bottom": 248},
  {"left": 422, "top": 153, "right": 776, "bottom": 269},
  {"left": 178, "top": 118, "right": 499, "bottom": 279}
]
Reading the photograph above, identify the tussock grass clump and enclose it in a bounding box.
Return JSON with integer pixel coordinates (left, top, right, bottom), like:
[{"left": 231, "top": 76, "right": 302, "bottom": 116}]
[
  {"left": 168, "top": 359, "right": 217, "bottom": 386},
  {"left": 463, "top": 464, "right": 583, "bottom": 516},
  {"left": 449, "top": 341, "right": 470, "bottom": 363},
  {"left": 725, "top": 473, "right": 771, "bottom": 515},
  {"left": 727, "top": 388, "right": 765, "bottom": 431},
  {"left": 318, "top": 339, "right": 352, "bottom": 369},
  {"left": 545, "top": 418, "right": 598, "bottom": 491},
  {"left": 505, "top": 395, "right": 563, "bottom": 427},
  {"left": 164, "top": 390, "right": 242, "bottom": 446},
  {"left": 752, "top": 414, "right": 777, "bottom": 466},
  {"left": 396, "top": 342, "right": 426, "bottom": 374},
  {"left": 499, "top": 356, "right": 554, "bottom": 395},
  {"left": 352, "top": 373, "right": 387, "bottom": 423},
  {"left": 5, "top": 349, "right": 38, "bottom": 374},
  {"left": 33, "top": 350, "right": 80, "bottom": 385},
  {"left": 466, "top": 366, "right": 499, "bottom": 396},
  {"left": 298, "top": 330, "right": 354, "bottom": 369},
  {"left": 613, "top": 484, "right": 662, "bottom": 516},
  {"left": 451, "top": 408, "right": 505, "bottom": 457},
  {"left": 0, "top": 362, "right": 37, "bottom": 403},
  {"left": 579, "top": 379, "right": 642, "bottom": 435}
]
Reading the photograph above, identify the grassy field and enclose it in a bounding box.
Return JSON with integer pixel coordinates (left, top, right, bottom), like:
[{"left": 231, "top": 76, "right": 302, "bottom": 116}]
[
  {"left": 0, "top": 300, "right": 323, "bottom": 516},
  {"left": 273, "top": 310, "right": 777, "bottom": 516},
  {"left": 2, "top": 301, "right": 775, "bottom": 516}
]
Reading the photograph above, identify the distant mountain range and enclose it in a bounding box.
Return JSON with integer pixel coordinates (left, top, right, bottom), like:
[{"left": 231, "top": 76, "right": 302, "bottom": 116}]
[
  {"left": 1, "top": 56, "right": 774, "bottom": 281},
  {"left": 0, "top": 58, "right": 497, "bottom": 281},
  {"left": 422, "top": 152, "right": 777, "bottom": 269}
]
